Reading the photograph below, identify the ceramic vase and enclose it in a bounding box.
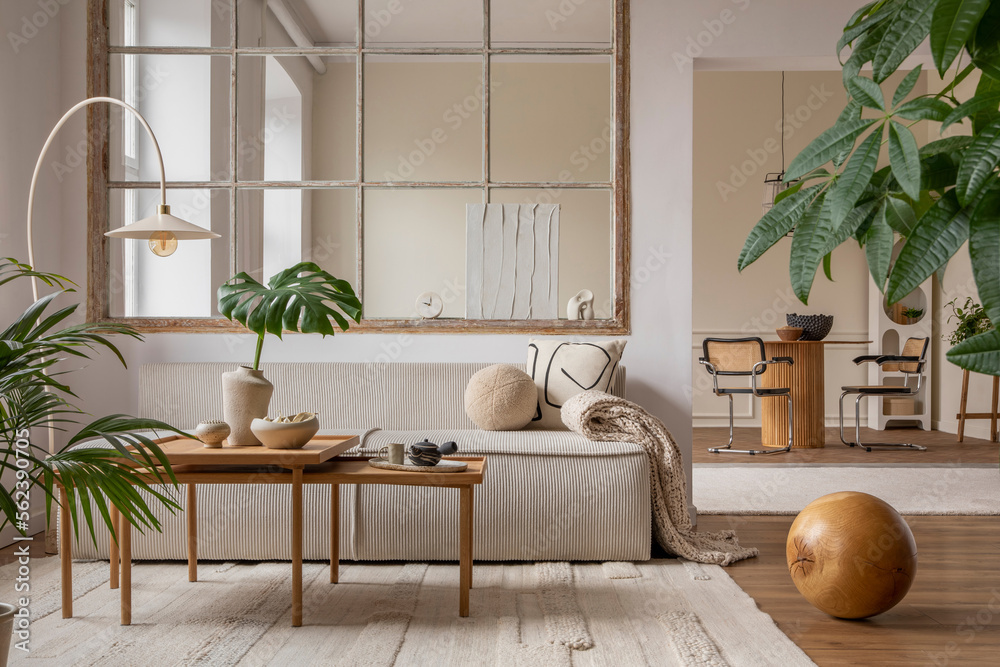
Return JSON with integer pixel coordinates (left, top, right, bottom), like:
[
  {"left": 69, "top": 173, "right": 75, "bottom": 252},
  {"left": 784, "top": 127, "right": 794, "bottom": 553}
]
[{"left": 222, "top": 366, "right": 273, "bottom": 447}]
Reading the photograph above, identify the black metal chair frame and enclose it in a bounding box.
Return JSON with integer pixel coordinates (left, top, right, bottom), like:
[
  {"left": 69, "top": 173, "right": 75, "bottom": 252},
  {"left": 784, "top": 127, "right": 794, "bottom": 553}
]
[
  {"left": 839, "top": 338, "right": 929, "bottom": 452},
  {"left": 699, "top": 337, "right": 794, "bottom": 456}
]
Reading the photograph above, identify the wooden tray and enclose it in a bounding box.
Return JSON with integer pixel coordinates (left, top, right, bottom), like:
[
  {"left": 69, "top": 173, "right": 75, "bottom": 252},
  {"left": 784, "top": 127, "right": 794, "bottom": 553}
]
[{"left": 141, "top": 434, "right": 360, "bottom": 466}]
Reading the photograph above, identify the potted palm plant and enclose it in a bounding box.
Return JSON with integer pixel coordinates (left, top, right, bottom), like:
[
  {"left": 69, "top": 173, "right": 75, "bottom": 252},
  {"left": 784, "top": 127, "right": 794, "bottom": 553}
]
[
  {"left": 1, "top": 258, "right": 188, "bottom": 664},
  {"left": 216, "top": 262, "right": 362, "bottom": 446}
]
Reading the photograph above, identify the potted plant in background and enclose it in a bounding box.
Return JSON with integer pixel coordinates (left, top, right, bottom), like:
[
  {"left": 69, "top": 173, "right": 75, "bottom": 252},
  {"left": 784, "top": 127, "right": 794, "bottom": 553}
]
[
  {"left": 737, "top": 0, "right": 1000, "bottom": 376},
  {"left": 902, "top": 307, "right": 925, "bottom": 325},
  {"left": 945, "top": 297, "right": 994, "bottom": 345},
  {"left": 217, "top": 262, "right": 362, "bottom": 446},
  {"left": 1, "top": 259, "right": 188, "bottom": 665}
]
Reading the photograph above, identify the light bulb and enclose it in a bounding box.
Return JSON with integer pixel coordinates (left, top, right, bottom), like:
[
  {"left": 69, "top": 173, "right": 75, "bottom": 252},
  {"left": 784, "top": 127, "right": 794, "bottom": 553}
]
[{"left": 148, "top": 231, "right": 178, "bottom": 257}]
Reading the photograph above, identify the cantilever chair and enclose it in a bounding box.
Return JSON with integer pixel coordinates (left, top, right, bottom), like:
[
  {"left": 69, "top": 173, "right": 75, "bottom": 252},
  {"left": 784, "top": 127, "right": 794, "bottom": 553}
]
[
  {"left": 700, "top": 337, "right": 794, "bottom": 455},
  {"left": 839, "top": 336, "right": 929, "bottom": 452}
]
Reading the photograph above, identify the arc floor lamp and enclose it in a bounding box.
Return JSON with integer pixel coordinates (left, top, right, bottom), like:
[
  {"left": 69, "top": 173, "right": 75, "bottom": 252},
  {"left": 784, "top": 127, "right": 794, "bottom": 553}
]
[
  {"left": 25, "top": 95, "right": 220, "bottom": 303},
  {"left": 24, "top": 97, "right": 220, "bottom": 460}
]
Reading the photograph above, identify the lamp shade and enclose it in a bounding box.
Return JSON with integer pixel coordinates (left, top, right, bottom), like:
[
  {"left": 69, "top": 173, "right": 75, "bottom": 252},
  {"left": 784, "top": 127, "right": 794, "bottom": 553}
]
[{"left": 104, "top": 204, "right": 221, "bottom": 240}]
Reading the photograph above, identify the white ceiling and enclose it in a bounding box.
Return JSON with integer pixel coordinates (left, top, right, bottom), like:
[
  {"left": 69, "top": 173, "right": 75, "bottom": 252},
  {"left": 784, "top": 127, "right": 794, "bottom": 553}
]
[{"left": 287, "top": 0, "right": 612, "bottom": 47}]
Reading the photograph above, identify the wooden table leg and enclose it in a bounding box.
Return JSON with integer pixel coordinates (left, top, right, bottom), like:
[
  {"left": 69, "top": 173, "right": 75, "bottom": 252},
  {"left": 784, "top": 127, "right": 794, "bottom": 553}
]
[
  {"left": 459, "top": 485, "right": 474, "bottom": 617},
  {"left": 991, "top": 376, "right": 999, "bottom": 443},
  {"left": 60, "top": 486, "right": 72, "bottom": 619},
  {"left": 330, "top": 483, "right": 339, "bottom": 584},
  {"left": 121, "top": 512, "right": 132, "bottom": 626},
  {"left": 958, "top": 368, "right": 970, "bottom": 443},
  {"left": 187, "top": 484, "right": 198, "bottom": 582},
  {"left": 109, "top": 504, "right": 119, "bottom": 590},
  {"left": 292, "top": 467, "right": 303, "bottom": 627},
  {"left": 763, "top": 342, "right": 825, "bottom": 448}
]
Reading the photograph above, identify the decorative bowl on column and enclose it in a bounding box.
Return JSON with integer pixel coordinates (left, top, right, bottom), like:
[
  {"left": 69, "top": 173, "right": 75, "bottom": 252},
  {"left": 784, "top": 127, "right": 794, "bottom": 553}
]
[{"left": 222, "top": 366, "right": 274, "bottom": 447}]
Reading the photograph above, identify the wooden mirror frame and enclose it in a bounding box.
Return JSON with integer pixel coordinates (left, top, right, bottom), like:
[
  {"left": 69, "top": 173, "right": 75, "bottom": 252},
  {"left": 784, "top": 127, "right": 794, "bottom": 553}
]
[{"left": 85, "top": 0, "right": 630, "bottom": 334}]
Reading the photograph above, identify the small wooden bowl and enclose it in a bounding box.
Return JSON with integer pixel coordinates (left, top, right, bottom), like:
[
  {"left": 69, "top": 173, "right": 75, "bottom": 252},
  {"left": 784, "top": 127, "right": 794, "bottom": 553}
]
[{"left": 776, "top": 326, "right": 804, "bottom": 341}]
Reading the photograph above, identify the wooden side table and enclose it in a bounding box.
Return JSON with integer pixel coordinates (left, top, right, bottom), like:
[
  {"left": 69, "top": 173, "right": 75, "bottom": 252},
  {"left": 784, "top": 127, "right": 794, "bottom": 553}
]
[
  {"left": 59, "top": 437, "right": 486, "bottom": 627},
  {"left": 956, "top": 369, "right": 1000, "bottom": 442}
]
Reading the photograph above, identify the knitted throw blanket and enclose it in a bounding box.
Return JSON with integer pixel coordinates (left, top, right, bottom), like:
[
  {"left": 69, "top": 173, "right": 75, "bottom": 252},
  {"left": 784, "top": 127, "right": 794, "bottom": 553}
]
[{"left": 561, "top": 390, "right": 758, "bottom": 566}]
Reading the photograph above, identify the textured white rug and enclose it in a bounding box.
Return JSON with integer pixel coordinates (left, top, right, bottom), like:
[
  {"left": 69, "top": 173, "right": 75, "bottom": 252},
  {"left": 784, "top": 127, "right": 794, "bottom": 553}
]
[
  {"left": 4, "top": 556, "right": 813, "bottom": 666},
  {"left": 694, "top": 465, "right": 1000, "bottom": 515}
]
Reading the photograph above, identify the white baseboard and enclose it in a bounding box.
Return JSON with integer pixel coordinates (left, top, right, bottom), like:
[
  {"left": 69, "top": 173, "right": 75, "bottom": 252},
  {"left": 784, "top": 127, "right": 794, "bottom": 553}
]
[
  {"left": 693, "top": 418, "right": 867, "bottom": 428},
  {"left": 933, "top": 418, "right": 992, "bottom": 441},
  {"left": 0, "top": 508, "right": 46, "bottom": 550}
]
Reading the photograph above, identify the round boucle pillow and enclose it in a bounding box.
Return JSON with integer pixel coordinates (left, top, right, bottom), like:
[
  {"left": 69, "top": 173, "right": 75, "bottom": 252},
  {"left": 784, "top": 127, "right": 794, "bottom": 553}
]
[{"left": 464, "top": 364, "right": 537, "bottom": 431}]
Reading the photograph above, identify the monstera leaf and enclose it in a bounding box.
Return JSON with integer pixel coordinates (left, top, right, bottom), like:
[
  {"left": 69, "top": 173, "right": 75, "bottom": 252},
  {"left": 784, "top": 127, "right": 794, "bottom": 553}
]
[{"left": 217, "top": 262, "right": 362, "bottom": 369}]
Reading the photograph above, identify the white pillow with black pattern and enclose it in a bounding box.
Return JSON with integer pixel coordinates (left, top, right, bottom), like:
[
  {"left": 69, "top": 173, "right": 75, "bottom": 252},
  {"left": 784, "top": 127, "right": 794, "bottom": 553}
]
[{"left": 526, "top": 338, "right": 627, "bottom": 429}]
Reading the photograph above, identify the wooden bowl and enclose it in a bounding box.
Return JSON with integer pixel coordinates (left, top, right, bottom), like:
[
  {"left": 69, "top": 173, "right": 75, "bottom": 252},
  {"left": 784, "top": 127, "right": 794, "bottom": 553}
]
[{"left": 776, "top": 326, "right": 803, "bottom": 341}]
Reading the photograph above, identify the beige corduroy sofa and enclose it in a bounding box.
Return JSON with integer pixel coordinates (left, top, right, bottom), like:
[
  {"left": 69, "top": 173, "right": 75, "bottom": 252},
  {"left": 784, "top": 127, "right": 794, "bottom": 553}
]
[{"left": 68, "top": 362, "right": 651, "bottom": 562}]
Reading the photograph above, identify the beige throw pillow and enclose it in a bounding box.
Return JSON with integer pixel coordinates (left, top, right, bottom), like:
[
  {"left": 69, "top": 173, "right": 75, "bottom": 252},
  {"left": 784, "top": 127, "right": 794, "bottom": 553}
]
[
  {"left": 464, "top": 364, "right": 538, "bottom": 431},
  {"left": 527, "top": 338, "right": 627, "bottom": 429}
]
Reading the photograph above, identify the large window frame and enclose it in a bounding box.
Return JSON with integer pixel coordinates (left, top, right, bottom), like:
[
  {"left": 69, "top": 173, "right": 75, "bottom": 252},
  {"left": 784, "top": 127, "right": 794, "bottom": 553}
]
[{"left": 86, "top": 0, "right": 631, "bottom": 334}]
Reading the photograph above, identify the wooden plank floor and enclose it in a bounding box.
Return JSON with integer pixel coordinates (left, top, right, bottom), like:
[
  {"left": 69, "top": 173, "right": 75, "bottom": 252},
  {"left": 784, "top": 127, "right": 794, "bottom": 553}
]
[
  {"left": 699, "top": 515, "right": 1000, "bottom": 665},
  {"left": 693, "top": 427, "right": 999, "bottom": 464}
]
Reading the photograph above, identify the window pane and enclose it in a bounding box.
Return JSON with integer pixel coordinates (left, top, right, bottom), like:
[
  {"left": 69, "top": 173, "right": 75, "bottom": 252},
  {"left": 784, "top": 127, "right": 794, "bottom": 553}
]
[
  {"left": 490, "top": 56, "right": 611, "bottom": 183},
  {"left": 237, "top": 55, "right": 357, "bottom": 182},
  {"left": 236, "top": 189, "right": 358, "bottom": 288},
  {"left": 107, "top": 189, "right": 227, "bottom": 318},
  {"left": 110, "top": 0, "right": 229, "bottom": 48},
  {"left": 491, "top": 0, "right": 612, "bottom": 48},
  {"left": 490, "top": 188, "right": 612, "bottom": 320},
  {"left": 364, "top": 56, "right": 483, "bottom": 183},
  {"left": 363, "top": 0, "right": 481, "bottom": 47},
  {"left": 109, "top": 55, "right": 231, "bottom": 182},
  {"left": 363, "top": 188, "right": 479, "bottom": 318},
  {"left": 239, "top": 0, "right": 357, "bottom": 48}
]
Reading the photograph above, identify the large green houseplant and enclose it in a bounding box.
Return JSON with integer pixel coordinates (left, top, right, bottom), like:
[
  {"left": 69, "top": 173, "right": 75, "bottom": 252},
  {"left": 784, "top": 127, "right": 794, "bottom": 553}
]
[
  {"left": 740, "top": 0, "right": 1000, "bottom": 375},
  {"left": 0, "top": 258, "right": 187, "bottom": 545}
]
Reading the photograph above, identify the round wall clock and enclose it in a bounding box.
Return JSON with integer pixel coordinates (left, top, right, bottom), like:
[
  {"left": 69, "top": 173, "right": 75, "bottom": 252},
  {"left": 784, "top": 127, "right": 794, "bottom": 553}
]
[{"left": 415, "top": 292, "right": 444, "bottom": 319}]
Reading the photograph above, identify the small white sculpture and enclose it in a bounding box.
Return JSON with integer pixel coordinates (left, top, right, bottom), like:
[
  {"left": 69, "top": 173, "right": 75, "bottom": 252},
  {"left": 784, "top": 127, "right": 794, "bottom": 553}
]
[{"left": 567, "top": 289, "right": 595, "bottom": 320}]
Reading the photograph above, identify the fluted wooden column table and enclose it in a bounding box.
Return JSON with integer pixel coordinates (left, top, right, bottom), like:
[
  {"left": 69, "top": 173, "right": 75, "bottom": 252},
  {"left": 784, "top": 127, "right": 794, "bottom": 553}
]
[{"left": 761, "top": 340, "right": 870, "bottom": 449}]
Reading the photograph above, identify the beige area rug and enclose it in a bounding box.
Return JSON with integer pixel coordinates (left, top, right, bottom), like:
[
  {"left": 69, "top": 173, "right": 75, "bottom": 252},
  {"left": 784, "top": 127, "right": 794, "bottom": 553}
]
[
  {"left": 4, "top": 556, "right": 813, "bottom": 666},
  {"left": 694, "top": 465, "right": 1000, "bottom": 515}
]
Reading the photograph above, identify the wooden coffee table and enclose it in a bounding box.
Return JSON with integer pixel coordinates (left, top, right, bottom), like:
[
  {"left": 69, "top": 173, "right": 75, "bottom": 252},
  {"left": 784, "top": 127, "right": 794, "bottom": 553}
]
[{"left": 58, "top": 435, "right": 486, "bottom": 627}]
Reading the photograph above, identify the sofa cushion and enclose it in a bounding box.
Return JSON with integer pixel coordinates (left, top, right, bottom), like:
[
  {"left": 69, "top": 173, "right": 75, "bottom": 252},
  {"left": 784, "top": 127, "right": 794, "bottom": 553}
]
[
  {"left": 464, "top": 364, "right": 538, "bottom": 431},
  {"left": 527, "top": 339, "right": 627, "bottom": 429},
  {"left": 354, "top": 428, "right": 643, "bottom": 458},
  {"left": 139, "top": 362, "right": 626, "bottom": 432}
]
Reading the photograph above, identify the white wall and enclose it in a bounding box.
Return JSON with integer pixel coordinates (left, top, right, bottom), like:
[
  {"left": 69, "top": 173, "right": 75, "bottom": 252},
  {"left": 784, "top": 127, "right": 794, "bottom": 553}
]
[
  {"left": 0, "top": 1, "right": 908, "bottom": 534},
  {"left": 0, "top": 0, "right": 82, "bottom": 547}
]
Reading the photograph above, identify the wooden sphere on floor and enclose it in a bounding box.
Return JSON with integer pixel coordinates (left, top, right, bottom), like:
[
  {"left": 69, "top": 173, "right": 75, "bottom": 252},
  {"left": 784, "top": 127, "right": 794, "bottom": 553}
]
[{"left": 786, "top": 491, "right": 917, "bottom": 619}]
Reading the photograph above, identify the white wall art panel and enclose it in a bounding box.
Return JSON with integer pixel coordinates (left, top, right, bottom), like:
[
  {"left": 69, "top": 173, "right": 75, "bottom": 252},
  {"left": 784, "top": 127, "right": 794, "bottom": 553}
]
[{"left": 467, "top": 203, "right": 559, "bottom": 319}]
